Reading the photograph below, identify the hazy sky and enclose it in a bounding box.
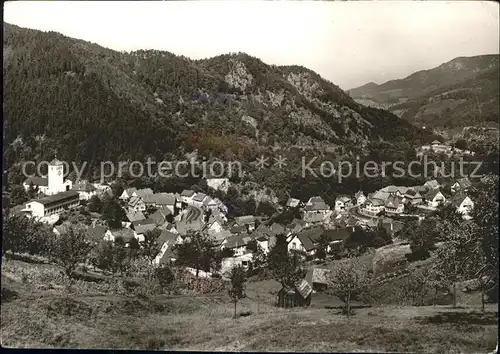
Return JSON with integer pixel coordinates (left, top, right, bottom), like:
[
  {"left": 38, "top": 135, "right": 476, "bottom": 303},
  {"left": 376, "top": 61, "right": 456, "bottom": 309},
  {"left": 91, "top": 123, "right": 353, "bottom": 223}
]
[{"left": 4, "top": 1, "right": 499, "bottom": 89}]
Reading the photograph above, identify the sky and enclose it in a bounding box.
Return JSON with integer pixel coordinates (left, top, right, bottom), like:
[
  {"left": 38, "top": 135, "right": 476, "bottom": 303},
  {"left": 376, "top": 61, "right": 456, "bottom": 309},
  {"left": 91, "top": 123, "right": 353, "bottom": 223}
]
[{"left": 4, "top": 1, "right": 499, "bottom": 90}]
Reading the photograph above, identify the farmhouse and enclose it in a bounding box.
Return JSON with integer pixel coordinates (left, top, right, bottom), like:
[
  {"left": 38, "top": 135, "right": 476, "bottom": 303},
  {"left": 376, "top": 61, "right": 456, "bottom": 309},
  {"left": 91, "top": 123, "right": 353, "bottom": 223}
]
[
  {"left": 126, "top": 210, "right": 146, "bottom": 223},
  {"left": 87, "top": 224, "right": 109, "bottom": 244},
  {"left": 131, "top": 219, "right": 157, "bottom": 242},
  {"left": 143, "top": 193, "right": 176, "bottom": 214},
  {"left": 361, "top": 198, "right": 385, "bottom": 216},
  {"left": 133, "top": 188, "right": 154, "bottom": 198},
  {"left": 424, "top": 179, "right": 441, "bottom": 190}
]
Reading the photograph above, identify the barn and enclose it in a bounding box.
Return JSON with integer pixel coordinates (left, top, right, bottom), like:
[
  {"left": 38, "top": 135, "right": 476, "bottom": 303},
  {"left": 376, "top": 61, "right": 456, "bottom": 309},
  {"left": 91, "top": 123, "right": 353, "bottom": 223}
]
[{"left": 277, "top": 279, "right": 312, "bottom": 308}]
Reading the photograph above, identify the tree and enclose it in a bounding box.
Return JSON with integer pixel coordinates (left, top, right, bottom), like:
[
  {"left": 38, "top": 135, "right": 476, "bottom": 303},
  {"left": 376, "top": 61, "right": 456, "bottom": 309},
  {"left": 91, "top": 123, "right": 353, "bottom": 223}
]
[
  {"left": 52, "top": 225, "right": 94, "bottom": 280},
  {"left": 174, "top": 231, "right": 218, "bottom": 277},
  {"left": 101, "top": 195, "right": 125, "bottom": 229},
  {"left": 327, "top": 257, "right": 370, "bottom": 317},
  {"left": 155, "top": 265, "right": 175, "bottom": 288},
  {"left": 435, "top": 220, "right": 481, "bottom": 308},
  {"left": 8, "top": 185, "right": 29, "bottom": 206},
  {"left": 251, "top": 242, "right": 267, "bottom": 273},
  {"left": 87, "top": 195, "right": 102, "bottom": 213},
  {"left": 90, "top": 241, "right": 114, "bottom": 274},
  {"left": 27, "top": 182, "right": 39, "bottom": 199},
  {"left": 142, "top": 228, "right": 162, "bottom": 262},
  {"left": 454, "top": 138, "right": 468, "bottom": 150},
  {"left": 227, "top": 265, "right": 247, "bottom": 318},
  {"left": 315, "top": 233, "right": 330, "bottom": 260},
  {"left": 470, "top": 174, "right": 499, "bottom": 301},
  {"left": 268, "top": 234, "right": 305, "bottom": 287},
  {"left": 404, "top": 218, "right": 440, "bottom": 260}
]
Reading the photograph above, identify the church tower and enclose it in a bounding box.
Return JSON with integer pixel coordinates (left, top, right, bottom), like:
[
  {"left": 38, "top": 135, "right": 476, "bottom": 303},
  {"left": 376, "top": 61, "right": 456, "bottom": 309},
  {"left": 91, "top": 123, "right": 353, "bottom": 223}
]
[{"left": 48, "top": 157, "right": 64, "bottom": 195}]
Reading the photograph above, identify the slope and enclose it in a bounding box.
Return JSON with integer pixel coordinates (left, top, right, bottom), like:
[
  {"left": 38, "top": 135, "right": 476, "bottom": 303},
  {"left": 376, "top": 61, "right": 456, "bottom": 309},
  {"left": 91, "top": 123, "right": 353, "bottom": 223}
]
[
  {"left": 3, "top": 23, "right": 430, "bottom": 172},
  {"left": 348, "top": 54, "right": 500, "bottom": 128}
]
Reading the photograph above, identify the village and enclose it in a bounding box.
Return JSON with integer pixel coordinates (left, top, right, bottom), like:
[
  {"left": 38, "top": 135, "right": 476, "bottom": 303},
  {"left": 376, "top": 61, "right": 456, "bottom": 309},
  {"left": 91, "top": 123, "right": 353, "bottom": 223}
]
[{"left": 8, "top": 153, "right": 480, "bottom": 304}]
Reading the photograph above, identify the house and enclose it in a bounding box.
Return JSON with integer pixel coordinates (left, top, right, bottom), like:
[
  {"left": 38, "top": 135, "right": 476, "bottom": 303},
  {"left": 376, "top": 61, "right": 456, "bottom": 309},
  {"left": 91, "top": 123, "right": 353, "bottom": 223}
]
[
  {"left": 192, "top": 193, "right": 209, "bottom": 209},
  {"left": 403, "top": 189, "right": 423, "bottom": 205},
  {"left": 287, "top": 226, "right": 324, "bottom": 255},
  {"left": 24, "top": 191, "right": 80, "bottom": 219},
  {"left": 384, "top": 194, "right": 405, "bottom": 215},
  {"left": 451, "top": 177, "right": 472, "bottom": 193},
  {"left": 306, "top": 196, "right": 326, "bottom": 206},
  {"left": 277, "top": 279, "right": 312, "bottom": 308},
  {"left": 203, "top": 197, "right": 218, "bottom": 212},
  {"left": 23, "top": 177, "right": 49, "bottom": 195},
  {"left": 149, "top": 207, "right": 172, "bottom": 226},
  {"left": 154, "top": 230, "right": 183, "bottom": 266},
  {"left": 143, "top": 193, "right": 176, "bottom": 214},
  {"left": 221, "top": 234, "right": 254, "bottom": 257},
  {"left": 424, "top": 179, "right": 440, "bottom": 190},
  {"left": 71, "top": 181, "right": 97, "bottom": 200},
  {"left": 334, "top": 196, "right": 352, "bottom": 212},
  {"left": 120, "top": 188, "right": 137, "bottom": 201},
  {"left": 128, "top": 196, "right": 146, "bottom": 213},
  {"left": 87, "top": 224, "right": 109, "bottom": 244},
  {"left": 133, "top": 188, "right": 154, "bottom": 199},
  {"left": 285, "top": 198, "right": 301, "bottom": 208},
  {"left": 302, "top": 198, "right": 332, "bottom": 223},
  {"left": 204, "top": 217, "right": 224, "bottom": 236},
  {"left": 424, "top": 189, "right": 446, "bottom": 208},
  {"left": 126, "top": 211, "right": 146, "bottom": 223},
  {"left": 213, "top": 198, "right": 228, "bottom": 215},
  {"left": 53, "top": 221, "right": 72, "bottom": 236},
  {"left": 180, "top": 189, "right": 195, "bottom": 205},
  {"left": 221, "top": 253, "right": 253, "bottom": 275},
  {"left": 131, "top": 219, "right": 157, "bottom": 242},
  {"left": 104, "top": 228, "right": 136, "bottom": 244},
  {"left": 354, "top": 191, "right": 366, "bottom": 206},
  {"left": 360, "top": 198, "right": 385, "bottom": 216},
  {"left": 234, "top": 215, "right": 256, "bottom": 232},
  {"left": 286, "top": 218, "right": 307, "bottom": 235},
  {"left": 450, "top": 193, "right": 474, "bottom": 219},
  {"left": 305, "top": 268, "right": 330, "bottom": 292},
  {"left": 206, "top": 176, "right": 230, "bottom": 193},
  {"left": 321, "top": 227, "right": 355, "bottom": 252}
]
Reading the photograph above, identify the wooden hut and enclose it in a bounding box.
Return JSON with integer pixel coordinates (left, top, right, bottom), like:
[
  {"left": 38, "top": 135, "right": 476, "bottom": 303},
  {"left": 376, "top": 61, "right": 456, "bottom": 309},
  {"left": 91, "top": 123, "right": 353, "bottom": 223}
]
[{"left": 277, "top": 279, "right": 312, "bottom": 308}]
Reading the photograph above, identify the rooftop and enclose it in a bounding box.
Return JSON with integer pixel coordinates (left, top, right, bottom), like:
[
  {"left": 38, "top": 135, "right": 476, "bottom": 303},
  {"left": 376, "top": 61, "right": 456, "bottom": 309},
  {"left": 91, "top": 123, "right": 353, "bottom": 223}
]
[{"left": 29, "top": 191, "right": 79, "bottom": 206}]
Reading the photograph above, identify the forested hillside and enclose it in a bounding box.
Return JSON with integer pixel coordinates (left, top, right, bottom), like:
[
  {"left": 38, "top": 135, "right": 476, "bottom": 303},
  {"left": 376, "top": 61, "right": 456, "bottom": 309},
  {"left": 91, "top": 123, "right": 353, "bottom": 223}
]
[
  {"left": 349, "top": 55, "right": 500, "bottom": 128},
  {"left": 3, "top": 23, "right": 432, "bottom": 172}
]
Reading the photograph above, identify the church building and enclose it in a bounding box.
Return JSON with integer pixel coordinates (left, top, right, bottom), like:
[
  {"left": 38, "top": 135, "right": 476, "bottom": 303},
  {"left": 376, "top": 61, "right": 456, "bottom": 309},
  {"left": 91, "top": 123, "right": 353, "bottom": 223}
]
[{"left": 23, "top": 158, "right": 73, "bottom": 196}]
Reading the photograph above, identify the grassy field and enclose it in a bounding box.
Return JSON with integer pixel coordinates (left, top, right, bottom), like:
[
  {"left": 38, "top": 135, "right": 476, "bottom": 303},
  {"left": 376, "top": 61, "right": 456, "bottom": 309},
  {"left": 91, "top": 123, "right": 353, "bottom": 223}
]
[{"left": 1, "top": 259, "right": 498, "bottom": 352}]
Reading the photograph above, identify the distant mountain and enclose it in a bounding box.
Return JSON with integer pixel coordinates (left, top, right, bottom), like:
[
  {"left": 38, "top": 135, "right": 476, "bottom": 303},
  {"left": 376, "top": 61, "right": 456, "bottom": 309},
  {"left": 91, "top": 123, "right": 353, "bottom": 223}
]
[
  {"left": 3, "top": 23, "right": 430, "bottom": 171},
  {"left": 349, "top": 55, "right": 500, "bottom": 128}
]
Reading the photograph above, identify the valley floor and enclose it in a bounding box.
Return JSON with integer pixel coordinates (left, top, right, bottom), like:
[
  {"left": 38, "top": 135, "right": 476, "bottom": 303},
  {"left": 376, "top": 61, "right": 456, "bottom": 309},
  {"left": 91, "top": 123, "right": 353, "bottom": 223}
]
[{"left": 1, "top": 261, "right": 498, "bottom": 352}]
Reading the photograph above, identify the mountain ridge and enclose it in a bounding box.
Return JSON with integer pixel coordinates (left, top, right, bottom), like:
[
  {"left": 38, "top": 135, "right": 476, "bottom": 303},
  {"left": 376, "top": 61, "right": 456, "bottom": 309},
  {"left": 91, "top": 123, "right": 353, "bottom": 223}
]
[
  {"left": 349, "top": 54, "right": 499, "bottom": 128},
  {"left": 3, "top": 23, "right": 432, "bottom": 173}
]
